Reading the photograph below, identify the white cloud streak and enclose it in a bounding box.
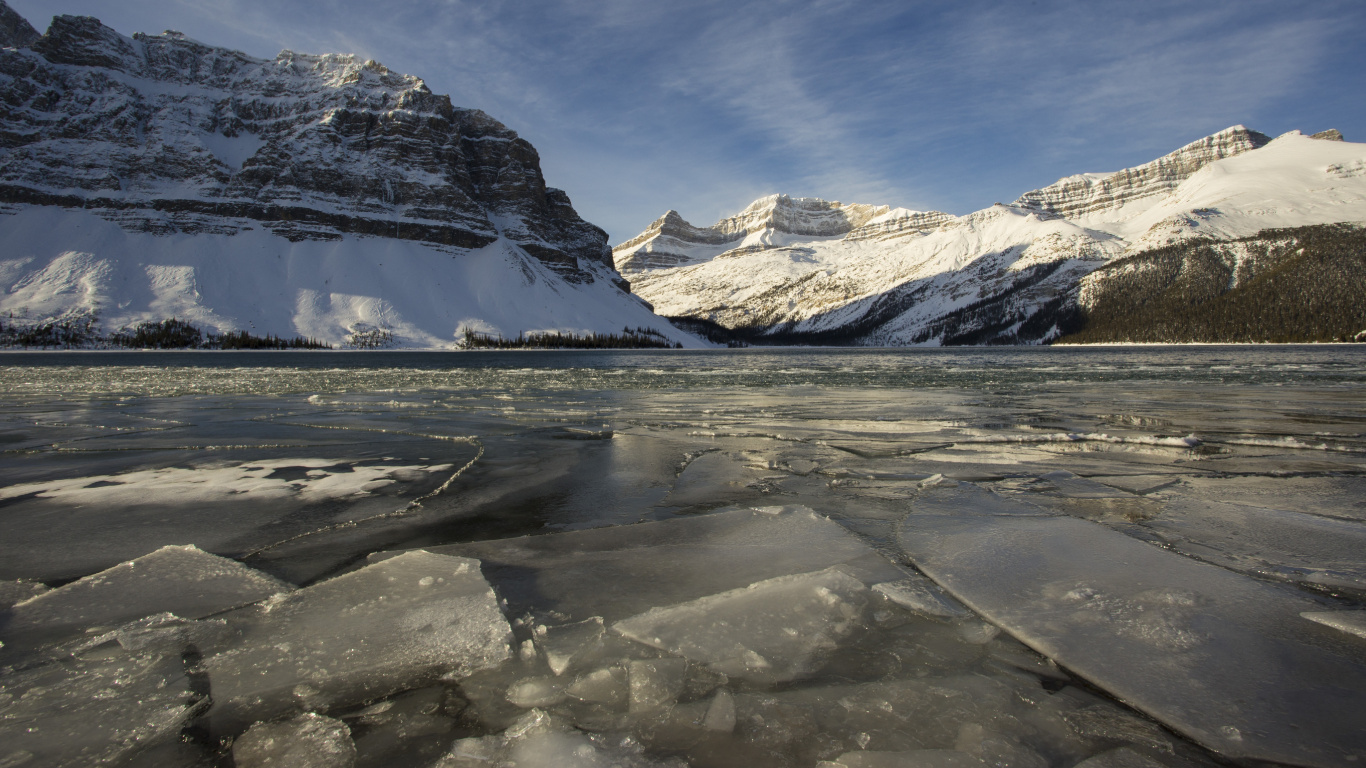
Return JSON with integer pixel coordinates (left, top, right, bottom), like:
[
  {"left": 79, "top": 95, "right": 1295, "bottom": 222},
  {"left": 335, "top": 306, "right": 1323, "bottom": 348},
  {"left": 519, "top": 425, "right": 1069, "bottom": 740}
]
[{"left": 8, "top": 0, "right": 1363, "bottom": 239}]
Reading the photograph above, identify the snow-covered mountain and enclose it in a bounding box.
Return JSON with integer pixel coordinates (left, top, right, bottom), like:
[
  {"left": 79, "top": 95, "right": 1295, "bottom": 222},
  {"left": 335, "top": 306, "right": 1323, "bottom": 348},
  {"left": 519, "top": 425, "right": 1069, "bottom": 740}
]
[
  {"left": 615, "top": 127, "right": 1366, "bottom": 345},
  {"left": 0, "top": 3, "right": 694, "bottom": 348}
]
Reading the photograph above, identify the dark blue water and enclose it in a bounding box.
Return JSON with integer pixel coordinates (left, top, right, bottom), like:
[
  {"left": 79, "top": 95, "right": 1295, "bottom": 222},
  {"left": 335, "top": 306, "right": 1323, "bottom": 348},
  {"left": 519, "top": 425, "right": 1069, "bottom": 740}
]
[{"left": 3, "top": 345, "right": 1365, "bottom": 396}]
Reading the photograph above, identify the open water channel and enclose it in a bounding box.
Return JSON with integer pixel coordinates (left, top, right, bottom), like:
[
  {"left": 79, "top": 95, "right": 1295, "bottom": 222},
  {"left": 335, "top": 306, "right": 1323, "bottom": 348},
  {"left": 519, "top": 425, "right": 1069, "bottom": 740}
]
[{"left": 0, "top": 346, "right": 1363, "bottom": 768}]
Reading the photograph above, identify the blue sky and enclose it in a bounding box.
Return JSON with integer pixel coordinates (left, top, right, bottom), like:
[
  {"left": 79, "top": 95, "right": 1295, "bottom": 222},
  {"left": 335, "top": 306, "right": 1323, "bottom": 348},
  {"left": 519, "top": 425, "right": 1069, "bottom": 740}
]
[{"left": 11, "top": 0, "right": 1366, "bottom": 242}]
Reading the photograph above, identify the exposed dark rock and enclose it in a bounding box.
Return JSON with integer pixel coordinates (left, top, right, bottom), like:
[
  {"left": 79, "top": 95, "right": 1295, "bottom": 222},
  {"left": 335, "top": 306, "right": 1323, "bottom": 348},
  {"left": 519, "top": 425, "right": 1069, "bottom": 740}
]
[
  {"left": 0, "top": 0, "right": 39, "bottom": 48},
  {"left": 0, "top": 3, "right": 616, "bottom": 283}
]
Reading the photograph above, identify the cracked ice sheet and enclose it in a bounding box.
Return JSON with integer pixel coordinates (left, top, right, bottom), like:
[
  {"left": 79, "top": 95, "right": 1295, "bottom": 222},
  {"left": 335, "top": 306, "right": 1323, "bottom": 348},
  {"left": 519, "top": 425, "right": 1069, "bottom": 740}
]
[
  {"left": 2, "top": 544, "right": 290, "bottom": 655},
  {"left": 0, "top": 641, "right": 204, "bottom": 767},
  {"left": 385, "top": 506, "right": 905, "bottom": 624},
  {"left": 1139, "top": 497, "right": 1366, "bottom": 596},
  {"left": 897, "top": 494, "right": 1366, "bottom": 768},
  {"left": 203, "top": 550, "right": 512, "bottom": 736},
  {"left": 613, "top": 566, "right": 871, "bottom": 684},
  {"left": 1173, "top": 475, "right": 1366, "bottom": 523}
]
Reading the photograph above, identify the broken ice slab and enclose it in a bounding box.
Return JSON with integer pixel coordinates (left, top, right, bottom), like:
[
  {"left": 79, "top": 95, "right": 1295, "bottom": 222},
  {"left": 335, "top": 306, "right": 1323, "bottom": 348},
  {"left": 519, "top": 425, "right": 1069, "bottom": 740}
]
[
  {"left": 1037, "top": 470, "right": 1137, "bottom": 499},
  {"left": 1173, "top": 475, "right": 1366, "bottom": 522},
  {"left": 898, "top": 495, "right": 1366, "bottom": 768},
  {"left": 0, "top": 642, "right": 205, "bottom": 767},
  {"left": 614, "top": 567, "right": 870, "bottom": 684},
  {"left": 628, "top": 657, "right": 688, "bottom": 712},
  {"left": 659, "top": 451, "right": 768, "bottom": 507},
  {"left": 433, "top": 709, "right": 685, "bottom": 768},
  {"left": 506, "top": 676, "right": 568, "bottom": 708},
  {"left": 1024, "top": 471, "right": 1157, "bottom": 521},
  {"left": 343, "top": 686, "right": 458, "bottom": 768},
  {"left": 1301, "top": 610, "right": 1366, "bottom": 640},
  {"left": 2, "top": 544, "right": 290, "bottom": 653},
  {"left": 233, "top": 713, "right": 356, "bottom": 768},
  {"left": 702, "top": 688, "right": 736, "bottom": 732},
  {"left": 873, "top": 573, "right": 970, "bottom": 619},
  {"left": 760, "top": 674, "right": 1033, "bottom": 758},
  {"left": 566, "top": 666, "right": 628, "bottom": 706},
  {"left": 0, "top": 580, "right": 48, "bottom": 610},
  {"left": 534, "top": 616, "right": 605, "bottom": 676},
  {"left": 203, "top": 550, "right": 512, "bottom": 736},
  {"left": 405, "top": 506, "right": 905, "bottom": 623},
  {"left": 1190, "top": 452, "right": 1366, "bottom": 477},
  {"left": 62, "top": 612, "right": 230, "bottom": 658},
  {"left": 819, "top": 750, "right": 983, "bottom": 768},
  {"left": 911, "top": 482, "right": 1051, "bottom": 517},
  {"left": 1072, "top": 746, "right": 1174, "bottom": 768},
  {"left": 1140, "top": 497, "right": 1366, "bottom": 596},
  {"left": 1087, "top": 475, "right": 1183, "bottom": 496}
]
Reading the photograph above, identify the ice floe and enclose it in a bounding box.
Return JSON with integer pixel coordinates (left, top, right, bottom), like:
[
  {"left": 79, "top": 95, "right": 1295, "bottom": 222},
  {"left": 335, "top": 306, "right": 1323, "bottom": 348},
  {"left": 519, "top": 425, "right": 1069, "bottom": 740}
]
[
  {"left": 899, "top": 488, "right": 1366, "bottom": 767},
  {"left": 614, "top": 567, "right": 870, "bottom": 684},
  {"left": 203, "top": 550, "right": 511, "bottom": 734},
  {"left": 233, "top": 713, "right": 356, "bottom": 768},
  {"left": 2, "top": 544, "right": 289, "bottom": 654}
]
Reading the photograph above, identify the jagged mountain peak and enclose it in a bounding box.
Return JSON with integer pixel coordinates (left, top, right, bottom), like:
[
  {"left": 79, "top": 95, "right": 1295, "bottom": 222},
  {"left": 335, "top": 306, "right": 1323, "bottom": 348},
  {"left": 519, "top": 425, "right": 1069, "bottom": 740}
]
[
  {"left": 716, "top": 193, "right": 889, "bottom": 236},
  {"left": 30, "top": 12, "right": 144, "bottom": 72},
  {"left": 0, "top": 0, "right": 38, "bottom": 48},
  {"left": 0, "top": 2, "right": 692, "bottom": 349},
  {"left": 612, "top": 191, "right": 956, "bottom": 277}
]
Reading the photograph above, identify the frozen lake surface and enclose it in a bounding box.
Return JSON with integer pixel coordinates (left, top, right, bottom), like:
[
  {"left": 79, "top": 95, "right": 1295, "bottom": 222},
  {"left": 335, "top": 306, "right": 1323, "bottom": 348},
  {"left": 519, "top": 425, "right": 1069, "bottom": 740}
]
[{"left": 0, "top": 346, "right": 1363, "bottom": 768}]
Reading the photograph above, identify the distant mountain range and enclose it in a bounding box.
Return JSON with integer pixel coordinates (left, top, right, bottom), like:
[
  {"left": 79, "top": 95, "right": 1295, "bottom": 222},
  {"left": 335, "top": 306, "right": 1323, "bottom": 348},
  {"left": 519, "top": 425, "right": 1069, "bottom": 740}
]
[
  {"left": 0, "top": 2, "right": 690, "bottom": 349},
  {"left": 615, "top": 127, "right": 1366, "bottom": 345},
  {"left": 2, "top": 0, "right": 1362, "bottom": 349}
]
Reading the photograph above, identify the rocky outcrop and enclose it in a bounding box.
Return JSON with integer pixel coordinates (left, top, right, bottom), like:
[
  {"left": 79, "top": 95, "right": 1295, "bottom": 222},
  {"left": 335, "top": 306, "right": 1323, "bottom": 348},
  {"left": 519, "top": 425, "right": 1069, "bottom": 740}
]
[
  {"left": 617, "top": 192, "right": 950, "bottom": 276},
  {"left": 613, "top": 195, "right": 914, "bottom": 276},
  {"left": 0, "top": 0, "right": 37, "bottom": 48},
  {"left": 845, "top": 208, "right": 956, "bottom": 242},
  {"left": 705, "top": 194, "right": 890, "bottom": 239},
  {"left": 1012, "top": 126, "right": 1271, "bottom": 219},
  {"left": 0, "top": 4, "right": 614, "bottom": 283}
]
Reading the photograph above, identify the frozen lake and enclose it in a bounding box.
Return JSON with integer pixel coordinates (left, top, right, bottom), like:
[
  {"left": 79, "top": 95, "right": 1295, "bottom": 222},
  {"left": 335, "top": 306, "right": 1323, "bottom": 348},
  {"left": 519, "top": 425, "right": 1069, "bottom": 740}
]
[{"left": 1, "top": 346, "right": 1364, "bottom": 768}]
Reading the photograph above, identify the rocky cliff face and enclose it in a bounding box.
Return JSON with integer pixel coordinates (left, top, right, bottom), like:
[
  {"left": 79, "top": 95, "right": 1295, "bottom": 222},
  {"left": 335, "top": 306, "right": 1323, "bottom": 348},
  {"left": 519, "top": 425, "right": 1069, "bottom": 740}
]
[
  {"left": 616, "top": 128, "right": 1366, "bottom": 346},
  {"left": 0, "top": 1, "right": 36, "bottom": 48},
  {"left": 614, "top": 195, "right": 906, "bottom": 276},
  {"left": 0, "top": 8, "right": 614, "bottom": 284},
  {"left": 1012, "top": 126, "right": 1270, "bottom": 219},
  {"left": 0, "top": 2, "right": 695, "bottom": 349}
]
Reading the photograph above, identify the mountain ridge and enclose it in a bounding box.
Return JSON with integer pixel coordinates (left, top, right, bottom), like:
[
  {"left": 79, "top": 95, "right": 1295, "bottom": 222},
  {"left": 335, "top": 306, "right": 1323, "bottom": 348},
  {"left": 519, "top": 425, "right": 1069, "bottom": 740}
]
[
  {"left": 0, "top": 2, "right": 694, "bottom": 348},
  {"left": 615, "top": 127, "right": 1366, "bottom": 345}
]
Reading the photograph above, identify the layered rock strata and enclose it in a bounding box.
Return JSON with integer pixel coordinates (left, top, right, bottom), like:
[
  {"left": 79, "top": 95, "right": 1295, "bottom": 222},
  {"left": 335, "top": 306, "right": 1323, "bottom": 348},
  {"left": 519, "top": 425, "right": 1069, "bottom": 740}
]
[
  {"left": 0, "top": 2, "right": 693, "bottom": 348},
  {"left": 1012, "top": 126, "right": 1271, "bottom": 219},
  {"left": 0, "top": 8, "right": 612, "bottom": 283}
]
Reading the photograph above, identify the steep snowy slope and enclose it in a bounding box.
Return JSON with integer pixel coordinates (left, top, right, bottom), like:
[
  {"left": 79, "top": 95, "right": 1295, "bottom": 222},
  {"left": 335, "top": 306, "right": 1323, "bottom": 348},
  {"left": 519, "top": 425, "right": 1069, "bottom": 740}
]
[
  {"left": 0, "top": 3, "right": 691, "bottom": 348},
  {"left": 616, "top": 127, "right": 1366, "bottom": 345}
]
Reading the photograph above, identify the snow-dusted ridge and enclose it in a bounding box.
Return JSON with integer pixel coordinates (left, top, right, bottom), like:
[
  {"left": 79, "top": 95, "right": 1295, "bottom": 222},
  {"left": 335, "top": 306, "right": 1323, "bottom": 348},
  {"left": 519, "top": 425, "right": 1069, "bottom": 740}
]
[
  {"left": 0, "top": 3, "right": 697, "bottom": 348},
  {"left": 615, "top": 127, "right": 1366, "bottom": 345}
]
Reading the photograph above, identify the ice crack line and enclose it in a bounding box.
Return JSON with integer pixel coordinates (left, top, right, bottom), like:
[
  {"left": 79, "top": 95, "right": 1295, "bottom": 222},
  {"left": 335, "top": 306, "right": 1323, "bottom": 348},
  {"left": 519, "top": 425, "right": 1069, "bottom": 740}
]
[{"left": 240, "top": 435, "right": 484, "bottom": 559}]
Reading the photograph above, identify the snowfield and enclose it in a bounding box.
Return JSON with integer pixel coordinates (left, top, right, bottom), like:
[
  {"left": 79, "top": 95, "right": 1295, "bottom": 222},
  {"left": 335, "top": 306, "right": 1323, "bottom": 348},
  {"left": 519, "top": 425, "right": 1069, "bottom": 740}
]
[
  {"left": 615, "top": 129, "right": 1366, "bottom": 345},
  {"left": 0, "top": 206, "right": 681, "bottom": 348}
]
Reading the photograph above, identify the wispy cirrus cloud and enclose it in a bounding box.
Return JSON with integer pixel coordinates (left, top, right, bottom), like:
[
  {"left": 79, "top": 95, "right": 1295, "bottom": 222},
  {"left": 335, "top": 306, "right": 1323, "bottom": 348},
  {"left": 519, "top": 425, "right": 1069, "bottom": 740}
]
[{"left": 9, "top": 0, "right": 1365, "bottom": 240}]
